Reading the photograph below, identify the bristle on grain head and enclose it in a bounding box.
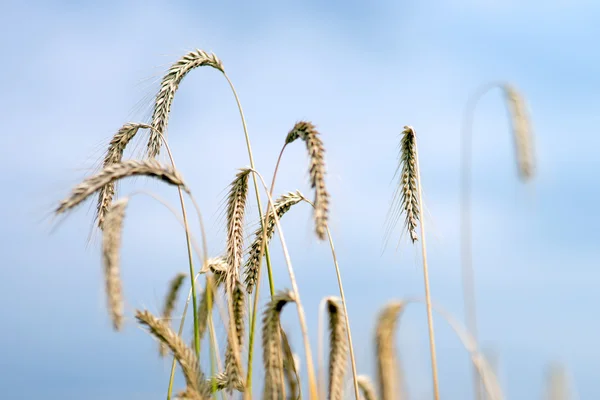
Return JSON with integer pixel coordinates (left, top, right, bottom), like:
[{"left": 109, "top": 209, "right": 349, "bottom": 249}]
[
  {"left": 102, "top": 198, "right": 129, "bottom": 331},
  {"left": 56, "top": 160, "right": 187, "bottom": 216},
  {"left": 503, "top": 84, "right": 536, "bottom": 181},
  {"left": 376, "top": 301, "right": 406, "bottom": 400},
  {"left": 147, "top": 49, "right": 224, "bottom": 159},
  {"left": 284, "top": 121, "right": 329, "bottom": 240},
  {"left": 96, "top": 123, "right": 151, "bottom": 229},
  {"left": 399, "top": 126, "right": 420, "bottom": 243}
]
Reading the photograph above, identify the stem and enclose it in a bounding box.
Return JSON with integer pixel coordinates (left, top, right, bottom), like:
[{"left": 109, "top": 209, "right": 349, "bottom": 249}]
[
  {"left": 223, "top": 72, "right": 277, "bottom": 397},
  {"left": 249, "top": 168, "right": 319, "bottom": 400},
  {"left": 413, "top": 138, "right": 440, "bottom": 400},
  {"left": 460, "top": 81, "right": 506, "bottom": 400}
]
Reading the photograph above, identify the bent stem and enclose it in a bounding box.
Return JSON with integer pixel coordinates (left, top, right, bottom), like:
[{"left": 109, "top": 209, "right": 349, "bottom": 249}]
[
  {"left": 249, "top": 168, "right": 319, "bottom": 400},
  {"left": 413, "top": 138, "right": 440, "bottom": 400}
]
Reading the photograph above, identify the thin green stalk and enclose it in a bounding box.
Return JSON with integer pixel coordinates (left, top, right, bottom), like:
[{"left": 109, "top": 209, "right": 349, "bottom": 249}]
[{"left": 413, "top": 137, "right": 440, "bottom": 400}]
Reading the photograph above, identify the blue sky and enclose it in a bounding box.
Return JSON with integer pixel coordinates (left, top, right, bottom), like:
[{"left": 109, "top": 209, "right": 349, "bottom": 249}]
[{"left": 2, "top": 0, "right": 599, "bottom": 399}]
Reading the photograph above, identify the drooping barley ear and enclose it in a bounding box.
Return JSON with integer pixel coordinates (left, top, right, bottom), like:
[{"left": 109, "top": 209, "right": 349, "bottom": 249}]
[
  {"left": 262, "top": 290, "right": 296, "bottom": 400},
  {"left": 56, "top": 160, "right": 187, "bottom": 215},
  {"left": 375, "top": 301, "right": 406, "bottom": 400},
  {"left": 96, "top": 122, "right": 151, "bottom": 229},
  {"left": 102, "top": 198, "right": 129, "bottom": 331},
  {"left": 136, "top": 310, "right": 206, "bottom": 395},
  {"left": 503, "top": 84, "right": 536, "bottom": 181},
  {"left": 326, "top": 297, "right": 348, "bottom": 400},
  {"left": 281, "top": 328, "right": 301, "bottom": 400},
  {"left": 244, "top": 191, "right": 303, "bottom": 294},
  {"left": 357, "top": 375, "right": 378, "bottom": 400},
  {"left": 225, "top": 168, "right": 251, "bottom": 291},
  {"left": 224, "top": 280, "right": 246, "bottom": 392},
  {"left": 160, "top": 272, "right": 187, "bottom": 357},
  {"left": 386, "top": 126, "right": 420, "bottom": 244},
  {"left": 147, "top": 49, "right": 224, "bottom": 158},
  {"left": 284, "top": 121, "right": 329, "bottom": 240}
]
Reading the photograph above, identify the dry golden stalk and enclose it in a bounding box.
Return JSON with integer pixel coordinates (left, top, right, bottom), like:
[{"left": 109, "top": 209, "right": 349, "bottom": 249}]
[
  {"left": 160, "top": 272, "right": 187, "bottom": 356},
  {"left": 503, "top": 84, "right": 536, "bottom": 181},
  {"left": 357, "top": 375, "right": 378, "bottom": 400},
  {"left": 326, "top": 297, "right": 348, "bottom": 400},
  {"left": 243, "top": 191, "right": 303, "bottom": 294},
  {"left": 96, "top": 122, "right": 150, "bottom": 229},
  {"left": 262, "top": 290, "right": 296, "bottom": 400},
  {"left": 102, "top": 198, "right": 129, "bottom": 331},
  {"left": 147, "top": 49, "right": 224, "bottom": 158},
  {"left": 135, "top": 310, "right": 206, "bottom": 395},
  {"left": 375, "top": 301, "right": 406, "bottom": 400},
  {"left": 284, "top": 121, "right": 329, "bottom": 240},
  {"left": 56, "top": 160, "right": 187, "bottom": 215}
]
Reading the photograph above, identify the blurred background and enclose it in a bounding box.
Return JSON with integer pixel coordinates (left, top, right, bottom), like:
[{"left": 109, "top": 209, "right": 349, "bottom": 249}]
[{"left": 1, "top": 0, "right": 598, "bottom": 399}]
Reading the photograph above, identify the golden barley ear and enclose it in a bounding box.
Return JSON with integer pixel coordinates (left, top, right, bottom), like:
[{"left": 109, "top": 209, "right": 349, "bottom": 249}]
[
  {"left": 102, "top": 198, "right": 129, "bottom": 331},
  {"left": 147, "top": 49, "right": 224, "bottom": 158},
  {"left": 375, "top": 301, "right": 406, "bottom": 400},
  {"left": 224, "top": 168, "right": 251, "bottom": 290},
  {"left": 243, "top": 191, "right": 303, "bottom": 294},
  {"left": 262, "top": 290, "right": 296, "bottom": 400},
  {"left": 281, "top": 328, "right": 301, "bottom": 400},
  {"left": 543, "top": 363, "right": 571, "bottom": 400},
  {"left": 224, "top": 280, "right": 246, "bottom": 392},
  {"left": 503, "top": 84, "right": 536, "bottom": 181},
  {"left": 326, "top": 297, "right": 348, "bottom": 400},
  {"left": 357, "top": 375, "right": 379, "bottom": 400},
  {"left": 96, "top": 122, "right": 150, "bottom": 229},
  {"left": 56, "top": 160, "right": 187, "bottom": 215},
  {"left": 285, "top": 121, "right": 329, "bottom": 240},
  {"left": 159, "top": 272, "right": 187, "bottom": 357}
]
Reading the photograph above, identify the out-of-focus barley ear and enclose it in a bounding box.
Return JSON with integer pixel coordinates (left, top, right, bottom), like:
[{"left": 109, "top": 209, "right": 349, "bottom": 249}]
[
  {"left": 503, "top": 84, "right": 536, "bottom": 181},
  {"left": 357, "top": 375, "right": 378, "bottom": 400},
  {"left": 544, "top": 363, "right": 570, "bottom": 400},
  {"left": 96, "top": 122, "right": 151, "bottom": 229},
  {"left": 326, "top": 297, "right": 348, "bottom": 400},
  {"left": 243, "top": 191, "right": 303, "bottom": 294},
  {"left": 159, "top": 272, "right": 187, "bottom": 357},
  {"left": 135, "top": 310, "right": 206, "bottom": 395},
  {"left": 262, "top": 290, "right": 296, "bottom": 400},
  {"left": 147, "top": 49, "right": 224, "bottom": 158},
  {"left": 281, "top": 328, "right": 301, "bottom": 400},
  {"left": 225, "top": 168, "right": 251, "bottom": 291},
  {"left": 284, "top": 121, "right": 329, "bottom": 240},
  {"left": 224, "top": 280, "right": 246, "bottom": 392},
  {"left": 56, "top": 160, "right": 188, "bottom": 215},
  {"left": 375, "top": 301, "right": 406, "bottom": 400},
  {"left": 102, "top": 198, "right": 129, "bottom": 331}
]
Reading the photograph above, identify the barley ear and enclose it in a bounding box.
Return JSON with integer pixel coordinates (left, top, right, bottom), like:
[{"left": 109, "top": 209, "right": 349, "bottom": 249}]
[
  {"left": 102, "top": 198, "right": 129, "bottom": 331},
  {"left": 326, "top": 297, "right": 348, "bottom": 400},
  {"left": 285, "top": 121, "right": 329, "bottom": 240},
  {"left": 243, "top": 191, "right": 303, "bottom": 294},
  {"left": 224, "top": 280, "right": 246, "bottom": 392},
  {"left": 96, "top": 122, "right": 150, "bottom": 229},
  {"left": 375, "top": 301, "right": 406, "bottom": 400},
  {"left": 543, "top": 363, "right": 570, "bottom": 400},
  {"left": 357, "top": 375, "right": 378, "bottom": 400},
  {"left": 225, "top": 168, "right": 251, "bottom": 291},
  {"left": 503, "top": 84, "right": 536, "bottom": 181},
  {"left": 160, "top": 272, "right": 187, "bottom": 357},
  {"left": 281, "top": 328, "right": 301, "bottom": 400},
  {"left": 147, "top": 49, "right": 224, "bottom": 158},
  {"left": 262, "top": 290, "right": 296, "bottom": 400}
]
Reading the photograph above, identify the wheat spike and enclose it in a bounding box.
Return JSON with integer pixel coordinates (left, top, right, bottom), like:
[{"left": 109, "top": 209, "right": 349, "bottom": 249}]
[
  {"left": 56, "top": 160, "right": 187, "bottom": 215},
  {"left": 262, "top": 290, "right": 296, "bottom": 400},
  {"left": 503, "top": 84, "right": 536, "bottom": 181},
  {"left": 136, "top": 310, "right": 207, "bottom": 395},
  {"left": 225, "top": 168, "right": 251, "bottom": 291},
  {"left": 357, "top": 375, "right": 378, "bottom": 400},
  {"left": 159, "top": 272, "right": 187, "bottom": 356},
  {"left": 147, "top": 49, "right": 224, "bottom": 158},
  {"left": 284, "top": 121, "right": 329, "bottom": 240},
  {"left": 96, "top": 122, "right": 150, "bottom": 228},
  {"left": 224, "top": 280, "right": 246, "bottom": 392},
  {"left": 244, "top": 191, "right": 303, "bottom": 294},
  {"left": 102, "top": 198, "right": 129, "bottom": 331},
  {"left": 281, "top": 328, "right": 301, "bottom": 400},
  {"left": 326, "top": 297, "right": 348, "bottom": 400},
  {"left": 375, "top": 301, "right": 406, "bottom": 400}
]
